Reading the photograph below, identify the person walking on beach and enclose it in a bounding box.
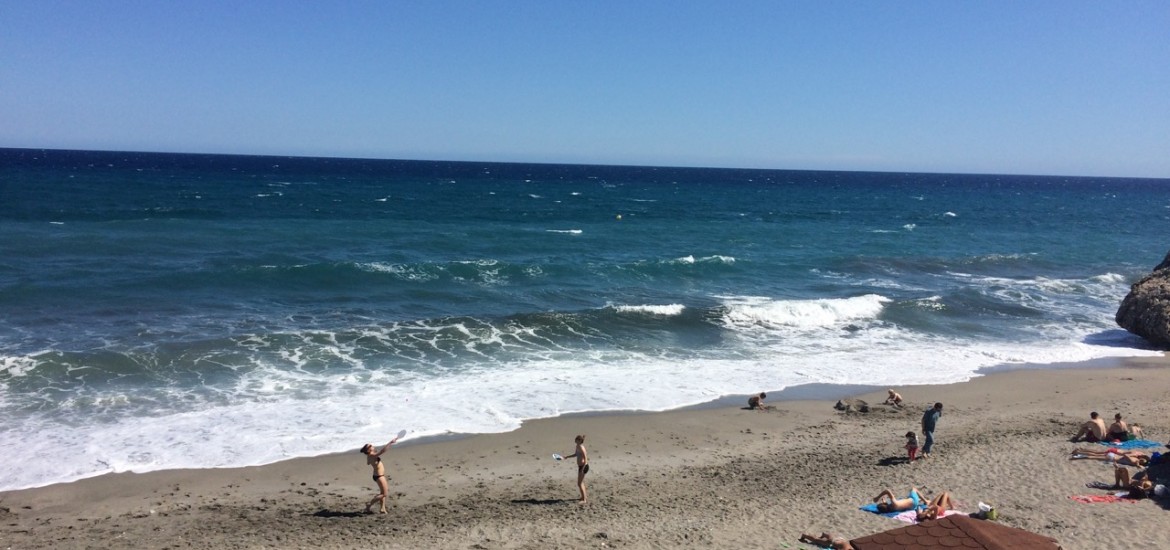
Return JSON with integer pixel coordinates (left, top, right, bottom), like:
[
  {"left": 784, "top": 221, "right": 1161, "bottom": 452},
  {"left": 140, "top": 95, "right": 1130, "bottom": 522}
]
[
  {"left": 360, "top": 434, "right": 401, "bottom": 514},
  {"left": 920, "top": 402, "right": 942, "bottom": 458},
  {"left": 562, "top": 434, "right": 590, "bottom": 503}
]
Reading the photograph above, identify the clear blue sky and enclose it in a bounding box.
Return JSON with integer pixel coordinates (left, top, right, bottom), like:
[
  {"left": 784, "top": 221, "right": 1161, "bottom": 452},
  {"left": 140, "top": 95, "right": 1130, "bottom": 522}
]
[{"left": 3, "top": 1, "right": 1168, "bottom": 177}]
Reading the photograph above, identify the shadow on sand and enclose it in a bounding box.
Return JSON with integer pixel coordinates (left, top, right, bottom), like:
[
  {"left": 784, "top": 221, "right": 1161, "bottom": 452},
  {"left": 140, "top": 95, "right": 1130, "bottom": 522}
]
[
  {"left": 310, "top": 508, "right": 368, "bottom": 518},
  {"left": 877, "top": 456, "right": 913, "bottom": 467},
  {"left": 511, "top": 498, "right": 571, "bottom": 506}
]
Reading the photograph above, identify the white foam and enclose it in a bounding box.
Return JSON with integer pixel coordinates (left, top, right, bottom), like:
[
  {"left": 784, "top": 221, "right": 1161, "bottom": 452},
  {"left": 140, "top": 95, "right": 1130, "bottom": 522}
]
[
  {"left": 546, "top": 229, "right": 583, "bottom": 234},
  {"left": 609, "top": 304, "right": 686, "bottom": 316},
  {"left": 719, "top": 294, "right": 889, "bottom": 329}
]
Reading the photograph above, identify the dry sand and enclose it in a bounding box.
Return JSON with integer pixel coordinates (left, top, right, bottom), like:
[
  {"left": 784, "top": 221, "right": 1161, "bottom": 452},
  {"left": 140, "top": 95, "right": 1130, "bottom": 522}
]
[{"left": 3, "top": 356, "right": 1168, "bottom": 549}]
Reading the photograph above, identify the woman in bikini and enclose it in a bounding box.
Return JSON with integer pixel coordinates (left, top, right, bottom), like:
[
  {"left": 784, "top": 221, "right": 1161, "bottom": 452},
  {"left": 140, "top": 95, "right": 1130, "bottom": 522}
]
[
  {"left": 1069, "top": 447, "right": 1150, "bottom": 467},
  {"left": 915, "top": 491, "right": 955, "bottom": 521},
  {"left": 872, "top": 487, "right": 922, "bottom": 513},
  {"left": 360, "top": 434, "right": 401, "bottom": 514}
]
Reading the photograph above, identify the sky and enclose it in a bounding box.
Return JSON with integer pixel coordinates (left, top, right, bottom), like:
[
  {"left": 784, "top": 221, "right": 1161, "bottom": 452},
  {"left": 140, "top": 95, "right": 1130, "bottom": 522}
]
[{"left": 2, "top": 1, "right": 1168, "bottom": 178}]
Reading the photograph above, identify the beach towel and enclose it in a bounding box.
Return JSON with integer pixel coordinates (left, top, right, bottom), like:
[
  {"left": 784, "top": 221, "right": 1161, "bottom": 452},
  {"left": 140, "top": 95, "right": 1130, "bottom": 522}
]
[
  {"left": 1068, "top": 493, "right": 1137, "bottom": 504},
  {"left": 891, "top": 509, "right": 967, "bottom": 524},
  {"left": 860, "top": 490, "right": 922, "bottom": 517},
  {"left": 1095, "top": 439, "right": 1162, "bottom": 450}
]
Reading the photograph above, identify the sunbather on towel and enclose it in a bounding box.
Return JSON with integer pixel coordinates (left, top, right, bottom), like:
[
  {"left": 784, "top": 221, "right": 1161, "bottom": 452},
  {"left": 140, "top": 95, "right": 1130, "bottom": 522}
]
[
  {"left": 799, "top": 532, "right": 854, "bottom": 550},
  {"left": 872, "top": 487, "right": 922, "bottom": 513},
  {"left": 915, "top": 491, "right": 955, "bottom": 521},
  {"left": 1069, "top": 447, "right": 1149, "bottom": 467}
]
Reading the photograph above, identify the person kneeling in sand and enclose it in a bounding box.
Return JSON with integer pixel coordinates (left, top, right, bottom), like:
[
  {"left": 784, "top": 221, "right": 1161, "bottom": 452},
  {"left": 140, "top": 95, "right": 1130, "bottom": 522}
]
[
  {"left": 1071, "top": 411, "right": 1107, "bottom": 442},
  {"left": 799, "top": 532, "right": 854, "bottom": 550},
  {"left": 872, "top": 487, "right": 922, "bottom": 513},
  {"left": 747, "top": 392, "right": 768, "bottom": 411},
  {"left": 915, "top": 491, "right": 955, "bottom": 522},
  {"left": 360, "top": 434, "right": 401, "bottom": 514},
  {"left": 884, "top": 389, "right": 903, "bottom": 407}
]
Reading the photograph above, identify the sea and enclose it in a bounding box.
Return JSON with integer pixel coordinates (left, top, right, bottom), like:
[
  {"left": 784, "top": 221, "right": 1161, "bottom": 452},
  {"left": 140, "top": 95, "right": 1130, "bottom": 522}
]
[{"left": 1, "top": 148, "right": 1167, "bottom": 491}]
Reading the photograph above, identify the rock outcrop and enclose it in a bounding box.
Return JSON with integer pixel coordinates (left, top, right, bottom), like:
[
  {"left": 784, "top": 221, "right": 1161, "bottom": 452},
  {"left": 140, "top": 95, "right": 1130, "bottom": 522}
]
[{"left": 1115, "top": 251, "right": 1170, "bottom": 348}]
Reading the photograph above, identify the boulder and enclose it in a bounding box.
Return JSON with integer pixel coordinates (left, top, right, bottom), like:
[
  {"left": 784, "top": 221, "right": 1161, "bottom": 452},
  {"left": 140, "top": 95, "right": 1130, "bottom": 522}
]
[{"left": 1116, "top": 251, "right": 1170, "bottom": 348}]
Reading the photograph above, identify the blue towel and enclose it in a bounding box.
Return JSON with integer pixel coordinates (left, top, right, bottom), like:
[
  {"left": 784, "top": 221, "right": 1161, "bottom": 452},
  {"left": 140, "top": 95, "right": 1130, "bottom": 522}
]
[
  {"left": 1096, "top": 439, "right": 1163, "bottom": 450},
  {"left": 860, "top": 491, "right": 922, "bottom": 517}
]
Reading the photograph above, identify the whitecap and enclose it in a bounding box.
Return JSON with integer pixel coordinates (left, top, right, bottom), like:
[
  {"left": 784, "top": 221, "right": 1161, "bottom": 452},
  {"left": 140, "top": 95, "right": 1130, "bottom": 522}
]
[{"left": 609, "top": 304, "right": 686, "bottom": 316}]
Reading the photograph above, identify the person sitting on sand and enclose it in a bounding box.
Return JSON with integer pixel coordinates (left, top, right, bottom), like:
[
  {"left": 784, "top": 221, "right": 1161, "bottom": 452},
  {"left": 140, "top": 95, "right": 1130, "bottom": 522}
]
[
  {"left": 1107, "top": 413, "right": 1131, "bottom": 441},
  {"left": 1112, "top": 465, "right": 1155, "bottom": 499},
  {"left": 872, "top": 487, "right": 923, "bottom": 513},
  {"left": 1069, "top": 447, "right": 1150, "bottom": 467},
  {"left": 747, "top": 392, "right": 767, "bottom": 410},
  {"left": 915, "top": 491, "right": 955, "bottom": 522},
  {"left": 799, "top": 532, "right": 854, "bottom": 550},
  {"left": 360, "top": 433, "right": 401, "bottom": 514},
  {"left": 1071, "top": 411, "right": 1107, "bottom": 442},
  {"left": 884, "top": 389, "right": 903, "bottom": 407}
]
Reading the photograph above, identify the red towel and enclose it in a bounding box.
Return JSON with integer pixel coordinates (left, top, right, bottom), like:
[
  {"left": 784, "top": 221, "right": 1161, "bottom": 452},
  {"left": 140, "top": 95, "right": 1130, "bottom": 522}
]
[{"left": 1068, "top": 494, "right": 1137, "bottom": 503}]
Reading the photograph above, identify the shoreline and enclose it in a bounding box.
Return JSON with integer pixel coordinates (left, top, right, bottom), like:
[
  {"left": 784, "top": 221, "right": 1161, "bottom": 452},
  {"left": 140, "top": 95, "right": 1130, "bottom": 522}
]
[{"left": 4, "top": 355, "right": 1169, "bottom": 549}]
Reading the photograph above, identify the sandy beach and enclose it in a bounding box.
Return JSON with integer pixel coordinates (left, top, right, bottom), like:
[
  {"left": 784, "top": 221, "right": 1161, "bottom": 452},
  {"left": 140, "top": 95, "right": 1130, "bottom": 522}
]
[{"left": 3, "top": 356, "right": 1168, "bottom": 549}]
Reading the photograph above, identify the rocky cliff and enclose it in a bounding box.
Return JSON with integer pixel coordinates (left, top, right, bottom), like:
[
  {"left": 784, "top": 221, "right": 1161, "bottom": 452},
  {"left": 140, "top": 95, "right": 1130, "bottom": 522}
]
[{"left": 1115, "top": 251, "right": 1170, "bottom": 348}]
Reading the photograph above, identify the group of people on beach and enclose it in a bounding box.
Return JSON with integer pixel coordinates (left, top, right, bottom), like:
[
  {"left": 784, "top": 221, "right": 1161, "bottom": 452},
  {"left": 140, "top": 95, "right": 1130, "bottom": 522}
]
[
  {"left": 1071, "top": 411, "right": 1143, "bottom": 443},
  {"left": 1068, "top": 410, "right": 1165, "bottom": 501},
  {"left": 358, "top": 433, "right": 591, "bottom": 513},
  {"left": 799, "top": 390, "right": 957, "bottom": 550}
]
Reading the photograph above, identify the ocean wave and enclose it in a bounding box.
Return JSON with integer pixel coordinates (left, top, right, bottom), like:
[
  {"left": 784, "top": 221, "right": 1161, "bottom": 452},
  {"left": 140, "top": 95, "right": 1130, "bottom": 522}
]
[
  {"left": 608, "top": 304, "right": 686, "bottom": 316},
  {"left": 718, "top": 294, "right": 890, "bottom": 330}
]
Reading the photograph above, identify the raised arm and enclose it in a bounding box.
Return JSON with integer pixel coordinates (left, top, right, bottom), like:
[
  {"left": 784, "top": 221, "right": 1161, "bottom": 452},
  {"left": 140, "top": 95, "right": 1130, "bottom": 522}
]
[{"left": 376, "top": 435, "right": 400, "bottom": 456}]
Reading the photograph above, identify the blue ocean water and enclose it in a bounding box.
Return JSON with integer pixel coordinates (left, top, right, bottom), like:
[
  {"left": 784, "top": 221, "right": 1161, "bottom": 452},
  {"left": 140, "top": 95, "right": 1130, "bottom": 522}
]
[{"left": 1, "top": 148, "right": 1167, "bottom": 490}]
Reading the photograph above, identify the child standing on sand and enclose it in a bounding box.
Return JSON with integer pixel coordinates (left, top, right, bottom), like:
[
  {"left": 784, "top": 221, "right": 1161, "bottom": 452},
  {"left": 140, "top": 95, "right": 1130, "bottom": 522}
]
[
  {"left": 562, "top": 434, "right": 590, "bottom": 503},
  {"left": 905, "top": 431, "right": 919, "bottom": 462}
]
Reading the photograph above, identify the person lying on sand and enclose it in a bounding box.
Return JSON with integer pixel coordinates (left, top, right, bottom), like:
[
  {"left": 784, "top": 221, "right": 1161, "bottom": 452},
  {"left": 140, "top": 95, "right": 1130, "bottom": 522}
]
[
  {"left": 1069, "top": 447, "right": 1150, "bottom": 467},
  {"left": 884, "top": 389, "right": 903, "bottom": 407},
  {"left": 799, "top": 532, "right": 854, "bottom": 550},
  {"left": 872, "top": 487, "right": 922, "bottom": 513},
  {"left": 915, "top": 491, "right": 955, "bottom": 522},
  {"left": 1071, "top": 411, "right": 1107, "bottom": 442}
]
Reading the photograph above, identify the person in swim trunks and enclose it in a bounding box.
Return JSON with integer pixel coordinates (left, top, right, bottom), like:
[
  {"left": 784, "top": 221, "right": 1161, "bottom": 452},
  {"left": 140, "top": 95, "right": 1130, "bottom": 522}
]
[
  {"left": 360, "top": 433, "right": 401, "bottom": 514},
  {"left": 563, "top": 434, "right": 589, "bottom": 503},
  {"left": 1071, "top": 411, "right": 1107, "bottom": 442},
  {"left": 1107, "top": 413, "right": 1132, "bottom": 441},
  {"left": 872, "top": 487, "right": 922, "bottom": 513}
]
